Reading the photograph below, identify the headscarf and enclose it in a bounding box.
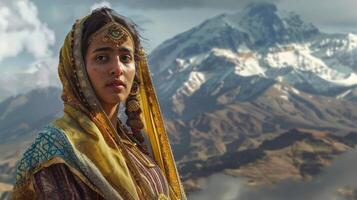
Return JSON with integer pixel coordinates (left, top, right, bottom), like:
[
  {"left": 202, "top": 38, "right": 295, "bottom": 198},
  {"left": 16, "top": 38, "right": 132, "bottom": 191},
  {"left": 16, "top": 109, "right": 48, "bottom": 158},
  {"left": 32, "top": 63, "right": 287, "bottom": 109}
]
[{"left": 56, "top": 11, "right": 187, "bottom": 200}]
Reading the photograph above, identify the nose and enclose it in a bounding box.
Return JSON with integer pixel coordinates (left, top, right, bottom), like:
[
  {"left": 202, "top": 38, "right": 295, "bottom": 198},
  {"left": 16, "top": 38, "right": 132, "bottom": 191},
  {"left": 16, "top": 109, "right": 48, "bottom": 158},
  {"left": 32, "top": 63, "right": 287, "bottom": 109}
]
[{"left": 109, "top": 56, "right": 123, "bottom": 76}]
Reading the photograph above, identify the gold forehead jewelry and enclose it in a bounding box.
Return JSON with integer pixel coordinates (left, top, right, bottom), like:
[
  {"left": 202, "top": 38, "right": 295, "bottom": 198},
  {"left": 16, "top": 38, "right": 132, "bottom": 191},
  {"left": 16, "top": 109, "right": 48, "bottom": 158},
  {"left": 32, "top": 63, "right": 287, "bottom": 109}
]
[{"left": 88, "top": 22, "right": 133, "bottom": 48}]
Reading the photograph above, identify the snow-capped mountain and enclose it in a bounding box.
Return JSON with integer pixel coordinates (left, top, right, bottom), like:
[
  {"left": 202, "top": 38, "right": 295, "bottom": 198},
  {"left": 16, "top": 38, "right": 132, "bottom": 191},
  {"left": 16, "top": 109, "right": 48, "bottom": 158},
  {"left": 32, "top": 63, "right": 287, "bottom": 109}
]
[
  {"left": 149, "top": 2, "right": 357, "bottom": 118},
  {"left": 148, "top": 2, "right": 357, "bottom": 175}
]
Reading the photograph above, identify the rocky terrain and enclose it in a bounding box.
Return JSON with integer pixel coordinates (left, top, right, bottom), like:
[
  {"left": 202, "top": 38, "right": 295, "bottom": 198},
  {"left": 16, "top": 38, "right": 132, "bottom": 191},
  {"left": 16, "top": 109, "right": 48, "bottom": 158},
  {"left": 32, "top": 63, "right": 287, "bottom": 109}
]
[
  {"left": 179, "top": 129, "right": 357, "bottom": 192},
  {"left": 337, "top": 186, "right": 357, "bottom": 200},
  {"left": 148, "top": 2, "right": 357, "bottom": 194}
]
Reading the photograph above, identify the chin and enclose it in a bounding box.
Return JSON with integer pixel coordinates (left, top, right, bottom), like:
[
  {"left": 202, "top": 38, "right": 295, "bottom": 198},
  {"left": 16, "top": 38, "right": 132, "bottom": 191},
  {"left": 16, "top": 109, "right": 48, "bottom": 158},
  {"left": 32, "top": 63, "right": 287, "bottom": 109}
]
[{"left": 105, "top": 94, "right": 126, "bottom": 104}]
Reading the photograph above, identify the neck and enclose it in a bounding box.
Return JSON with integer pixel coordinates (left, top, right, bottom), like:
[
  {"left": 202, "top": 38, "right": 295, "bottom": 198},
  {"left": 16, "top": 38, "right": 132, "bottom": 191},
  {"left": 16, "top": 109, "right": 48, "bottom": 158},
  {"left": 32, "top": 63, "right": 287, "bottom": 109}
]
[{"left": 102, "top": 103, "right": 119, "bottom": 130}]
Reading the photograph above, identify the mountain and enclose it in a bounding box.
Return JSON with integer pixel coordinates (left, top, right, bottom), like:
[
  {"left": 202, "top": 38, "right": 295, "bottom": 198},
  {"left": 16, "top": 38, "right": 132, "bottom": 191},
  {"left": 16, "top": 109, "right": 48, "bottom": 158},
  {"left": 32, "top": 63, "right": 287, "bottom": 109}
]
[
  {"left": 148, "top": 2, "right": 357, "bottom": 192},
  {"left": 180, "top": 128, "right": 357, "bottom": 191},
  {"left": 0, "top": 87, "right": 62, "bottom": 197},
  {"left": 0, "top": 87, "right": 62, "bottom": 144},
  {"left": 150, "top": 3, "right": 357, "bottom": 115}
]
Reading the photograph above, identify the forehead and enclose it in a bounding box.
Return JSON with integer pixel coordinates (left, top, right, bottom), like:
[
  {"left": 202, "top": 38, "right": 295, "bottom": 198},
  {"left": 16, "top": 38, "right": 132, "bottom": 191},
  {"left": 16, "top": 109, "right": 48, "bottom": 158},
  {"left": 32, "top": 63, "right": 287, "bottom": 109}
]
[{"left": 86, "top": 26, "right": 134, "bottom": 54}]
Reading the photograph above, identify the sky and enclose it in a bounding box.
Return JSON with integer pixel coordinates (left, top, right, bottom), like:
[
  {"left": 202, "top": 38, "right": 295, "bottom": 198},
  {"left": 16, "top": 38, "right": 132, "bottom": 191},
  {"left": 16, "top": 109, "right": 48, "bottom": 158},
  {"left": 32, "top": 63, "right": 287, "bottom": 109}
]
[{"left": 0, "top": 0, "right": 357, "bottom": 100}]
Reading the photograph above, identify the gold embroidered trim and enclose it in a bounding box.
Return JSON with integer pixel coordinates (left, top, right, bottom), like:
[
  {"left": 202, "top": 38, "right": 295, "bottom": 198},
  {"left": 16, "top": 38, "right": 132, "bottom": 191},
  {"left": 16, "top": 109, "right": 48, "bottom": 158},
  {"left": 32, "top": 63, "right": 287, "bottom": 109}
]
[{"left": 158, "top": 193, "right": 169, "bottom": 200}]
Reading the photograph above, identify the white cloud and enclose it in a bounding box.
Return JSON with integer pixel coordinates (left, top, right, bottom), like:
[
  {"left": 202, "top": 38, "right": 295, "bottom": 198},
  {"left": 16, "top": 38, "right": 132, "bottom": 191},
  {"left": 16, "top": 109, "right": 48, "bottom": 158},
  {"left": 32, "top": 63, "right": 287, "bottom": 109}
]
[
  {"left": 0, "top": 7, "right": 11, "bottom": 30},
  {"left": 0, "top": 0, "right": 55, "bottom": 62},
  {"left": 0, "top": 0, "right": 58, "bottom": 101},
  {"left": 277, "top": 0, "right": 357, "bottom": 33},
  {"left": 0, "top": 56, "right": 60, "bottom": 101},
  {"left": 90, "top": 1, "right": 112, "bottom": 11},
  {"left": 0, "top": 0, "right": 115, "bottom": 101}
]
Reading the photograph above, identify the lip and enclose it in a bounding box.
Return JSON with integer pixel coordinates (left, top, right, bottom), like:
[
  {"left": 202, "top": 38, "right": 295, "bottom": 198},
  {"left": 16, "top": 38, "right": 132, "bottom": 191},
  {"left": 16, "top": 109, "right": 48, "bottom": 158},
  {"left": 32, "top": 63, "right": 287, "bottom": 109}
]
[{"left": 106, "top": 79, "right": 126, "bottom": 90}]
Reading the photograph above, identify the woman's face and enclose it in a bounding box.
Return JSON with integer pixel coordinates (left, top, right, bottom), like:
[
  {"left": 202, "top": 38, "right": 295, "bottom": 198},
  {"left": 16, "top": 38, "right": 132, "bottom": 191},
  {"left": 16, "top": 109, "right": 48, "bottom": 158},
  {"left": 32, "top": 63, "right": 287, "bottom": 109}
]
[{"left": 85, "top": 28, "right": 136, "bottom": 108}]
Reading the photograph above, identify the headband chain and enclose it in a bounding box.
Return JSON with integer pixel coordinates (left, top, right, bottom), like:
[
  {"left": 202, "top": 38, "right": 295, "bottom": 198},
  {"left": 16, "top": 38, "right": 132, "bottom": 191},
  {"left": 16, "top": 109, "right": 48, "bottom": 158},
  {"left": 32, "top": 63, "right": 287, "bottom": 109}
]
[{"left": 88, "top": 21, "right": 134, "bottom": 47}]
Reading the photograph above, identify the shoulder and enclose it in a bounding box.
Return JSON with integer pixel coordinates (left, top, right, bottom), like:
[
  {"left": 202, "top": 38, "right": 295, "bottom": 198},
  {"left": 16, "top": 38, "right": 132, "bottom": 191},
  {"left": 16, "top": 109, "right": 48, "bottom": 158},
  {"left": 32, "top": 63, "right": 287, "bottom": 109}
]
[
  {"left": 12, "top": 163, "right": 104, "bottom": 200},
  {"left": 33, "top": 163, "right": 104, "bottom": 199},
  {"left": 15, "top": 125, "right": 76, "bottom": 183}
]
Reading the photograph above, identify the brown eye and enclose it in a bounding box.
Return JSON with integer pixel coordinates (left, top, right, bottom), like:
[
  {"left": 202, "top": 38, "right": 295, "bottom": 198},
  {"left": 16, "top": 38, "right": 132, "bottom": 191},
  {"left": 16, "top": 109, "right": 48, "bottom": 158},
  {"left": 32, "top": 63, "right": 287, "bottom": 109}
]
[
  {"left": 95, "top": 55, "right": 109, "bottom": 63},
  {"left": 120, "top": 54, "right": 133, "bottom": 63}
]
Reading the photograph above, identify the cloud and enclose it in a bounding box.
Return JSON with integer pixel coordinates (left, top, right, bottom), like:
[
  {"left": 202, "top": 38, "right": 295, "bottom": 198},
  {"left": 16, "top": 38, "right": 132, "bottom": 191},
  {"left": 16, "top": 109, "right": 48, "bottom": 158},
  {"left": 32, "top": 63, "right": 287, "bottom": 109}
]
[
  {"left": 0, "top": 0, "right": 153, "bottom": 101},
  {"left": 277, "top": 0, "right": 357, "bottom": 33},
  {"left": 106, "top": 0, "right": 357, "bottom": 34},
  {"left": 0, "top": 57, "right": 60, "bottom": 101},
  {"left": 0, "top": 0, "right": 58, "bottom": 101},
  {"left": 189, "top": 149, "right": 357, "bottom": 200},
  {"left": 88, "top": 1, "right": 154, "bottom": 27},
  {"left": 113, "top": 0, "right": 276, "bottom": 10},
  {"left": 0, "top": 0, "right": 55, "bottom": 62}
]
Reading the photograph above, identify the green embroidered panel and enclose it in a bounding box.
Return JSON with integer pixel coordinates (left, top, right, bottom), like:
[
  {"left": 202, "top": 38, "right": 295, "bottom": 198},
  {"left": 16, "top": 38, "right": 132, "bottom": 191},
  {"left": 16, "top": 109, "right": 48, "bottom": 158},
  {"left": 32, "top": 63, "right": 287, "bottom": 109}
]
[{"left": 15, "top": 126, "right": 78, "bottom": 182}]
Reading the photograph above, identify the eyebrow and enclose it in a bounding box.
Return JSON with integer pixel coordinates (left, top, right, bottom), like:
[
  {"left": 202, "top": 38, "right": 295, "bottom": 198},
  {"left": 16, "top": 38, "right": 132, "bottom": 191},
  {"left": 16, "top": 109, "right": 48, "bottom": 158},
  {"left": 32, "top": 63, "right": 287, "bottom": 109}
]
[{"left": 92, "top": 46, "right": 133, "bottom": 54}]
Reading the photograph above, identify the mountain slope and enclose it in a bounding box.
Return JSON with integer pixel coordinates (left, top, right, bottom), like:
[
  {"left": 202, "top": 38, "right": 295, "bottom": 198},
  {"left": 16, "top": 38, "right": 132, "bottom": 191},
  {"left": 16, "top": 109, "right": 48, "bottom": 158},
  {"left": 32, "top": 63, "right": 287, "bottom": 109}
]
[
  {"left": 0, "top": 87, "right": 62, "bottom": 196},
  {"left": 148, "top": 2, "right": 357, "bottom": 191},
  {"left": 149, "top": 3, "right": 357, "bottom": 118}
]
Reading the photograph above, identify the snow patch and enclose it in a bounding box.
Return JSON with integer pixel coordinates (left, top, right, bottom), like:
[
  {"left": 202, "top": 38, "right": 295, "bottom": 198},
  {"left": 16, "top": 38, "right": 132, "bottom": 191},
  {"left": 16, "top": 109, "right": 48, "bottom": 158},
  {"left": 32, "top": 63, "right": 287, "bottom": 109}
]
[
  {"left": 273, "top": 84, "right": 288, "bottom": 95},
  {"left": 173, "top": 71, "right": 208, "bottom": 98},
  {"left": 212, "top": 48, "right": 265, "bottom": 77},
  {"left": 290, "top": 87, "right": 300, "bottom": 94},
  {"left": 280, "top": 95, "right": 289, "bottom": 100},
  {"left": 336, "top": 89, "right": 352, "bottom": 99},
  {"left": 327, "top": 73, "right": 357, "bottom": 86}
]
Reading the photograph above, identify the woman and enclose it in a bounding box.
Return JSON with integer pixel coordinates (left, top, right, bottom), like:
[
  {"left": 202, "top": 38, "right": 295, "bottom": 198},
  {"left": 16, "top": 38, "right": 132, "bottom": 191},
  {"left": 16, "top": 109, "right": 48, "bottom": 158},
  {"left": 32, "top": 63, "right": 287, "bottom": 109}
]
[{"left": 11, "top": 7, "right": 186, "bottom": 200}]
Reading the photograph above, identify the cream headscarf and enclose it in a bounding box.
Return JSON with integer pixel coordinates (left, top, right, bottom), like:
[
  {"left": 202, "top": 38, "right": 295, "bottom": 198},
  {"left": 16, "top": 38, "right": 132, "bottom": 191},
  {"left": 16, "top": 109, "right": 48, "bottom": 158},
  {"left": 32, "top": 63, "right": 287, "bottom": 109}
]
[{"left": 55, "top": 11, "right": 186, "bottom": 200}]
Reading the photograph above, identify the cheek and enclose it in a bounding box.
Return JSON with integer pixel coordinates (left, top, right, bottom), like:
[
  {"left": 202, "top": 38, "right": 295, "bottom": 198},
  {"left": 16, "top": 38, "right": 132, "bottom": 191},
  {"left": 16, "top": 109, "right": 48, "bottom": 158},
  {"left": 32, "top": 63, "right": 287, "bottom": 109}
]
[
  {"left": 129, "top": 66, "right": 136, "bottom": 79},
  {"left": 86, "top": 64, "right": 104, "bottom": 88},
  {"left": 126, "top": 66, "right": 136, "bottom": 86}
]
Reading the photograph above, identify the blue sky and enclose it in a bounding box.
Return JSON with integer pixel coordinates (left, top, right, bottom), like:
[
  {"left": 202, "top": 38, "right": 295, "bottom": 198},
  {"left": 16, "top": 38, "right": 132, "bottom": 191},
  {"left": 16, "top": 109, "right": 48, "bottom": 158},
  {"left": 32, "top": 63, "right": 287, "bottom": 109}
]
[{"left": 0, "top": 0, "right": 357, "bottom": 100}]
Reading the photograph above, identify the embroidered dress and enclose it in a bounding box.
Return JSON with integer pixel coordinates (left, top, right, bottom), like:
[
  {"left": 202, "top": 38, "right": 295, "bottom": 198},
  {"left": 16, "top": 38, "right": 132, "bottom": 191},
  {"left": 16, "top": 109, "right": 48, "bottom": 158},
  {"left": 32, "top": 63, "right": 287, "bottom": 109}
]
[
  {"left": 11, "top": 8, "right": 186, "bottom": 200},
  {"left": 13, "top": 125, "right": 170, "bottom": 200}
]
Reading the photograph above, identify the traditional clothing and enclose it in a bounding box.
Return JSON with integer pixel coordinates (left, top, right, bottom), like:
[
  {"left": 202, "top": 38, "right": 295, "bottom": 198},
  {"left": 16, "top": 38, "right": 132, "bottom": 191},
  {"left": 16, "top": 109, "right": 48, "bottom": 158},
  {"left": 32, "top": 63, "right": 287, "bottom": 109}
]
[{"left": 11, "top": 13, "right": 186, "bottom": 200}]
